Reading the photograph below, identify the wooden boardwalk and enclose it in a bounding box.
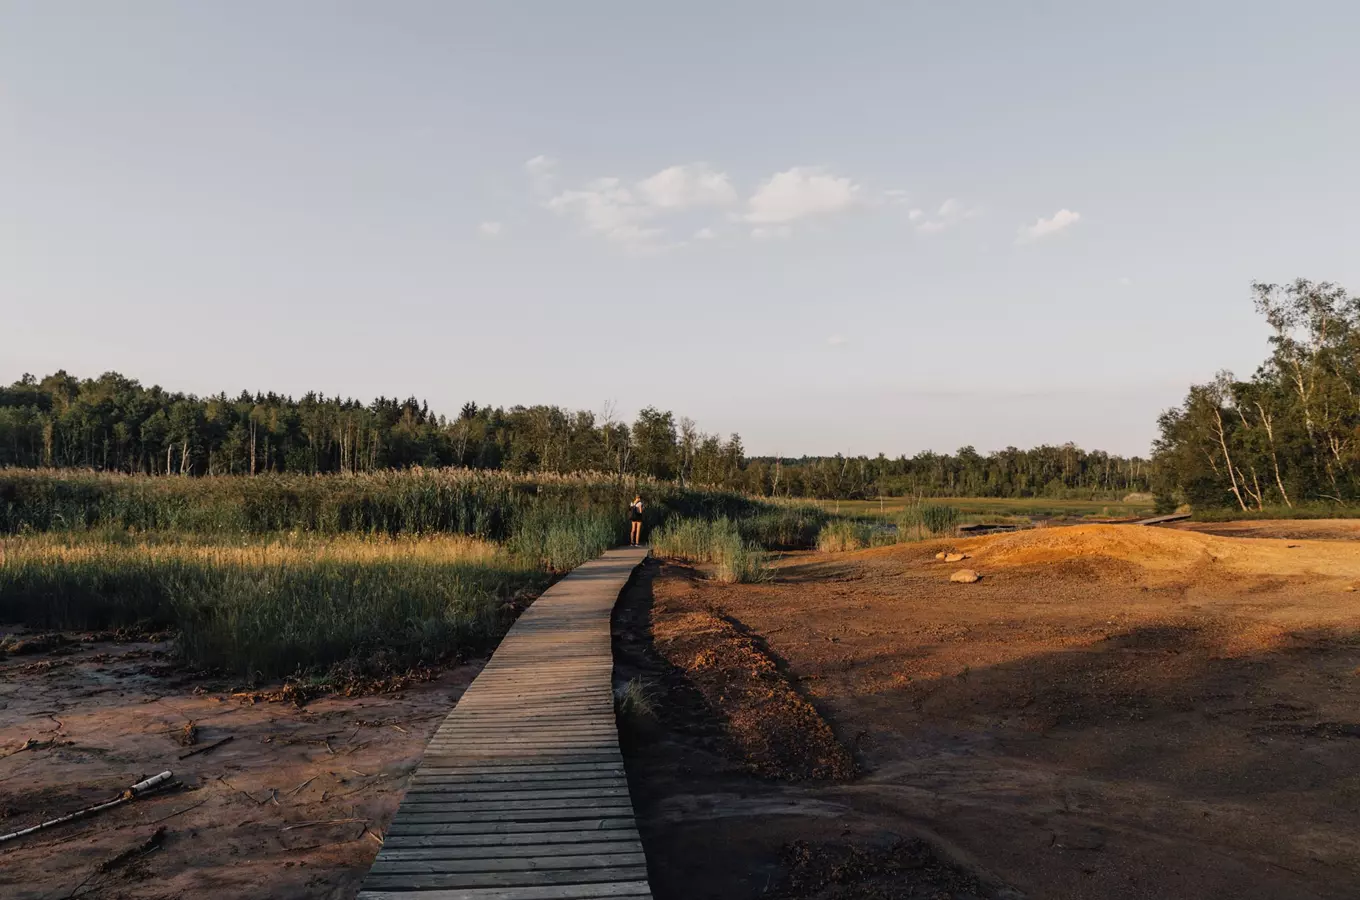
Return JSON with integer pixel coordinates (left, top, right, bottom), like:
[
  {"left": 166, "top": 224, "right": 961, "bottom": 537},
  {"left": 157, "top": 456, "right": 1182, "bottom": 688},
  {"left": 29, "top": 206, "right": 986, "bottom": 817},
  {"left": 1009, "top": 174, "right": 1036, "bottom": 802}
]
[{"left": 358, "top": 547, "right": 652, "bottom": 900}]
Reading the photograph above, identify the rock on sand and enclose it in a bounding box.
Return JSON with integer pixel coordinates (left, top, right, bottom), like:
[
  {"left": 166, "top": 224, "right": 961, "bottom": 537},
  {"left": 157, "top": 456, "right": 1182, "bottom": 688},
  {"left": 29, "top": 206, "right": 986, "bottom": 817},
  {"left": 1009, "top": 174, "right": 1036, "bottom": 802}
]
[{"left": 950, "top": 569, "right": 981, "bottom": 584}]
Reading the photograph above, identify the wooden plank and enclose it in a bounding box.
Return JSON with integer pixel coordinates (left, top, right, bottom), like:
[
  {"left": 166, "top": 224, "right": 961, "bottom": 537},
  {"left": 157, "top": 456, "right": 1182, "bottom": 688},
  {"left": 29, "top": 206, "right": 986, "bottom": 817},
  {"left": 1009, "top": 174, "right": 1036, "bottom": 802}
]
[
  {"left": 376, "top": 841, "right": 644, "bottom": 861},
  {"left": 413, "top": 767, "right": 625, "bottom": 779},
  {"left": 398, "top": 792, "right": 631, "bottom": 809},
  {"left": 380, "top": 834, "right": 641, "bottom": 853},
  {"left": 392, "top": 807, "right": 636, "bottom": 825},
  {"left": 360, "top": 547, "right": 651, "bottom": 900},
  {"left": 384, "top": 819, "right": 637, "bottom": 838},
  {"left": 406, "top": 780, "right": 627, "bottom": 795},
  {"left": 358, "top": 881, "right": 653, "bottom": 900},
  {"left": 361, "top": 868, "right": 649, "bottom": 889},
  {"left": 369, "top": 853, "right": 647, "bottom": 874}
]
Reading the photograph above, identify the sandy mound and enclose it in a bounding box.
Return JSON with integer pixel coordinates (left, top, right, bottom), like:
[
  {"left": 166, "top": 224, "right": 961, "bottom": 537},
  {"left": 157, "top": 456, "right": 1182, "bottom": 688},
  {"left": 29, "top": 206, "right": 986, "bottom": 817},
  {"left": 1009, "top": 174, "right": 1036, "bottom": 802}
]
[{"left": 957, "top": 524, "right": 1360, "bottom": 580}]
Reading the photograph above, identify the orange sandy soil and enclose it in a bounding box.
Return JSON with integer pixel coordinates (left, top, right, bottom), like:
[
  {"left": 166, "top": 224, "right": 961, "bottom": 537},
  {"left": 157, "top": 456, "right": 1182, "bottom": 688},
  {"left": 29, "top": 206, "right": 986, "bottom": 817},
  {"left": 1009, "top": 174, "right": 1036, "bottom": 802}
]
[
  {"left": 0, "top": 642, "right": 475, "bottom": 900},
  {"left": 618, "top": 524, "right": 1360, "bottom": 900}
]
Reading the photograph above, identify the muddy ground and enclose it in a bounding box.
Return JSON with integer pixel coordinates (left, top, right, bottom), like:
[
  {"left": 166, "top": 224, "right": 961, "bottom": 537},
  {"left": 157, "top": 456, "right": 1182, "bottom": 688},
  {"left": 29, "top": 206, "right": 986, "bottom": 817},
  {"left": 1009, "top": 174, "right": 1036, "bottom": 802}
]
[
  {"left": 0, "top": 639, "right": 477, "bottom": 900},
  {"left": 614, "top": 524, "right": 1360, "bottom": 900},
  {"left": 4, "top": 522, "right": 1358, "bottom": 899}
]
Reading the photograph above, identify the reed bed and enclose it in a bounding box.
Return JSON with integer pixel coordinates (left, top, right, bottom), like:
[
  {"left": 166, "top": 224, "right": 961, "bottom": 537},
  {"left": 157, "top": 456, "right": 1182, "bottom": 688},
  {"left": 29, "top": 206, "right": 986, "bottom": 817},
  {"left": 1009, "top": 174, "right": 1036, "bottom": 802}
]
[
  {"left": 0, "top": 532, "right": 544, "bottom": 679},
  {"left": 0, "top": 468, "right": 765, "bottom": 537}
]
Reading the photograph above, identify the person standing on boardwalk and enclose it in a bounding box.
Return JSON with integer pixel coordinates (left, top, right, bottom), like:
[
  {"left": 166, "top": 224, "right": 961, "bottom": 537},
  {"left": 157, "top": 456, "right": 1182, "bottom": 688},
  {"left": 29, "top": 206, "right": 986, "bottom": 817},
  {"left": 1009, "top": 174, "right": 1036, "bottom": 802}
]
[{"left": 628, "top": 494, "right": 644, "bottom": 546}]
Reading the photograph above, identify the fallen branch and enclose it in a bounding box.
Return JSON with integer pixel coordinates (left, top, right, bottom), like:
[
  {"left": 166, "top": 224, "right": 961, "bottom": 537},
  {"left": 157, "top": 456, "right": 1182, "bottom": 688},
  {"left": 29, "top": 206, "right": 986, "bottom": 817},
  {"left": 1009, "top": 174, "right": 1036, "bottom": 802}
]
[
  {"left": 0, "top": 737, "right": 64, "bottom": 760},
  {"left": 286, "top": 776, "right": 317, "bottom": 797},
  {"left": 0, "top": 772, "right": 175, "bottom": 847},
  {"left": 144, "top": 796, "right": 208, "bottom": 826},
  {"left": 99, "top": 826, "right": 166, "bottom": 873},
  {"left": 280, "top": 817, "right": 366, "bottom": 832},
  {"left": 178, "top": 735, "right": 233, "bottom": 760}
]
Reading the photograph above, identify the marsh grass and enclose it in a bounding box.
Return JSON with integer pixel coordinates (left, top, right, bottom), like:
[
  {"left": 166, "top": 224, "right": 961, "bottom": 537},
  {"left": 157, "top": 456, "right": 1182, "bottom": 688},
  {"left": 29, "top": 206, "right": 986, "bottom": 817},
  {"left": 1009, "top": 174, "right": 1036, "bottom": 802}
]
[
  {"left": 0, "top": 532, "right": 546, "bottom": 678},
  {"left": 509, "top": 504, "right": 622, "bottom": 572},
  {"left": 0, "top": 470, "right": 826, "bottom": 678},
  {"left": 735, "top": 504, "right": 828, "bottom": 549},
  {"left": 649, "top": 517, "right": 770, "bottom": 583},
  {"left": 814, "top": 502, "right": 962, "bottom": 552}
]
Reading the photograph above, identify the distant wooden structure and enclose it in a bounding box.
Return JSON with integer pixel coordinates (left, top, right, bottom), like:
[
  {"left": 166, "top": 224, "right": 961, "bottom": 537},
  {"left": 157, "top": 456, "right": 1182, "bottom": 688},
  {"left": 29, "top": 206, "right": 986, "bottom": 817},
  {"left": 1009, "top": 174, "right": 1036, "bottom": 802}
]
[
  {"left": 957, "top": 523, "right": 1026, "bottom": 535},
  {"left": 358, "top": 547, "right": 653, "bottom": 900},
  {"left": 1133, "top": 513, "right": 1192, "bottom": 526}
]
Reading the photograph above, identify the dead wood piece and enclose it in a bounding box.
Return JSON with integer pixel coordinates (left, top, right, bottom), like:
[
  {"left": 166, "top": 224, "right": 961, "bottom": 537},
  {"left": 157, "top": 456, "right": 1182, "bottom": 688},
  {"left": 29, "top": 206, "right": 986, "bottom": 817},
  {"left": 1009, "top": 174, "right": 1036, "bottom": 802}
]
[
  {"left": 280, "top": 817, "right": 367, "bottom": 831},
  {"left": 178, "top": 735, "right": 233, "bottom": 759},
  {"left": 98, "top": 826, "right": 167, "bottom": 873},
  {"left": 0, "top": 771, "right": 174, "bottom": 846}
]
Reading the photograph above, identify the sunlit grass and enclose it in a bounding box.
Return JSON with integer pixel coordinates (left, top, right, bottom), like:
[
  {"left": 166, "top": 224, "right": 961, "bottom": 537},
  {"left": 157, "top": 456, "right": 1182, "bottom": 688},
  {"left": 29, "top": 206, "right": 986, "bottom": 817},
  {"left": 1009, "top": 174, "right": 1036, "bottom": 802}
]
[{"left": 0, "top": 532, "right": 547, "bottom": 679}]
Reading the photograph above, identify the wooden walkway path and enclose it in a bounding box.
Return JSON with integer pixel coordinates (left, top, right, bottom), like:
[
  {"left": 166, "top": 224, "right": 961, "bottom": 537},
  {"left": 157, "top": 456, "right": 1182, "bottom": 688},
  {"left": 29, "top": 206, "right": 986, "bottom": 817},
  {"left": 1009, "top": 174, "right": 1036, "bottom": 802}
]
[{"left": 358, "top": 546, "right": 652, "bottom": 900}]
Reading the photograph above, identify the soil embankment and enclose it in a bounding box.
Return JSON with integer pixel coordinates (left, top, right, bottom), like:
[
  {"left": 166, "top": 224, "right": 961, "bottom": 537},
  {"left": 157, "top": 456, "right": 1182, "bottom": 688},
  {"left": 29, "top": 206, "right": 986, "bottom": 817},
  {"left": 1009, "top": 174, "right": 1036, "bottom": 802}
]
[{"left": 618, "top": 525, "right": 1360, "bottom": 899}]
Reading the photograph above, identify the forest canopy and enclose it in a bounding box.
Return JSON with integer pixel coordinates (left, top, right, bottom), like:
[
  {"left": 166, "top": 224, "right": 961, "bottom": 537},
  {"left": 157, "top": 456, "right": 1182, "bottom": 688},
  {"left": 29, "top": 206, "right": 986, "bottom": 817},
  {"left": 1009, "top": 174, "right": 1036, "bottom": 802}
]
[
  {"left": 1153, "top": 279, "right": 1360, "bottom": 510},
  {"left": 0, "top": 371, "right": 1148, "bottom": 500}
]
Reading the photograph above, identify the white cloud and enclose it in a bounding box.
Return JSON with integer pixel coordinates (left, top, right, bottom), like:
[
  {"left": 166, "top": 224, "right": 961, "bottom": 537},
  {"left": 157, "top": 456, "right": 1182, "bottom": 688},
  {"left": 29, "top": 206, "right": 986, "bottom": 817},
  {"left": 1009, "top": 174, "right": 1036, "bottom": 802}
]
[
  {"left": 545, "top": 163, "right": 738, "bottom": 249},
  {"left": 751, "top": 225, "right": 793, "bottom": 240},
  {"left": 637, "top": 163, "right": 736, "bottom": 210},
  {"left": 1017, "top": 209, "right": 1081, "bottom": 244},
  {"left": 884, "top": 189, "right": 911, "bottom": 206},
  {"left": 525, "top": 155, "right": 557, "bottom": 178},
  {"left": 693, "top": 227, "right": 716, "bottom": 240},
  {"left": 937, "top": 198, "right": 965, "bottom": 218},
  {"left": 1119, "top": 276, "right": 1132, "bottom": 286},
  {"left": 546, "top": 177, "right": 659, "bottom": 247},
  {"left": 745, "top": 167, "right": 861, "bottom": 225},
  {"left": 914, "top": 197, "right": 977, "bottom": 234},
  {"left": 478, "top": 221, "right": 503, "bottom": 237},
  {"left": 827, "top": 334, "right": 850, "bottom": 346}
]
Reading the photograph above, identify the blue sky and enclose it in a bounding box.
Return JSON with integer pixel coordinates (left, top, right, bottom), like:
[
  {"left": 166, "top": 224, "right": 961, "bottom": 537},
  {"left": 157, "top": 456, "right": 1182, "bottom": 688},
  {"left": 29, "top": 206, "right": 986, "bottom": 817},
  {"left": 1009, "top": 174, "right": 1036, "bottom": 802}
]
[{"left": 3, "top": 2, "right": 1357, "bottom": 457}]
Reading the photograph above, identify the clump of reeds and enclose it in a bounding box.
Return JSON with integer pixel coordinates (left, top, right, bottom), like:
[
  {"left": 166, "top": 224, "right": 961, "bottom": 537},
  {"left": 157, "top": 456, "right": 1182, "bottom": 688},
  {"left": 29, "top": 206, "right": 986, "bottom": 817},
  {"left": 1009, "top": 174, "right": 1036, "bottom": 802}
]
[
  {"left": 649, "top": 517, "right": 770, "bottom": 583},
  {"left": 815, "top": 519, "right": 874, "bottom": 552},
  {"left": 736, "top": 503, "right": 828, "bottom": 549},
  {"left": 508, "top": 504, "right": 622, "bottom": 572},
  {"left": 894, "top": 502, "right": 960, "bottom": 541}
]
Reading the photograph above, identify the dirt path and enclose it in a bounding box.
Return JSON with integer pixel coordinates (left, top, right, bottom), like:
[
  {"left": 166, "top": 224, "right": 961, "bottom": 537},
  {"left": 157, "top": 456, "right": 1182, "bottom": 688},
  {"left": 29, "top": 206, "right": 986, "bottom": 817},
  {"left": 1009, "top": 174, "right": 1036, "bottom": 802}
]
[
  {"left": 0, "top": 638, "right": 478, "bottom": 900},
  {"left": 616, "top": 526, "right": 1360, "bottom": 899}
]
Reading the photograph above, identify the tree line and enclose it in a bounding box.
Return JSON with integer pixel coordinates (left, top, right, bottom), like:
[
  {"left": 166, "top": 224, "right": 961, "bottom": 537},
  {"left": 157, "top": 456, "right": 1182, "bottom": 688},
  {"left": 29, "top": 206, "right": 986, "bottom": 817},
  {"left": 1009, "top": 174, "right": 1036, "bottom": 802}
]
[
  {"left": 0, "top": 370, "right": 1150, "bottom": 499},
  {"left": 748, "top": 445, "right": 1150, "bottom": 500},
  {"left": 1154, "top": 279, "right": 1360, "bottom": 510}
]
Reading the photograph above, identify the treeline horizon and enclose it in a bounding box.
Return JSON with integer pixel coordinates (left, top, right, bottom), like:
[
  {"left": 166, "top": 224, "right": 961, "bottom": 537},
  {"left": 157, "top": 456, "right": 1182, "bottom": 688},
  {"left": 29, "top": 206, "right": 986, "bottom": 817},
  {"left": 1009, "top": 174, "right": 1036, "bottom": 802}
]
[
  {"left": 1, "top": 369, "right": 1150, "bottom": 500},
  {"left": 1154, "top": 278, "right": 1360, "bottom": 510}
]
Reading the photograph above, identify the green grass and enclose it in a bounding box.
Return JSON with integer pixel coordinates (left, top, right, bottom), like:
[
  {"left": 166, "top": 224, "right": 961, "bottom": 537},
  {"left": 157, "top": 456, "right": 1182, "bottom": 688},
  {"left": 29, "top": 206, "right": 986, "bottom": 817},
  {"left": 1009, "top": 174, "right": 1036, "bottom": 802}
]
[
  {"left": 649, "top": 517, "right": 770, "bottom": 583},
  {"left": 0, "top": 468, "right": 771, "bottom": 537},
  {"left": 0, "top": 532, "right": 546, "bottom": 679},
  {"left": 508, "top": 504, "right": 622, "bottom": 572},
  {"left": 815, "top": 496, "right": 1154, "bottom": 520},
  {"left": 815, "top": 502, "right": 961, "bottom": 551}
]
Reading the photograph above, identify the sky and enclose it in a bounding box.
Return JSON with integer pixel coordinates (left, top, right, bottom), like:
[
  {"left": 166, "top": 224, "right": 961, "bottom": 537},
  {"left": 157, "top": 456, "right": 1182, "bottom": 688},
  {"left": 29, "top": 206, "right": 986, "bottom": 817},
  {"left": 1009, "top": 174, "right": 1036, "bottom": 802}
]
[{"left": 3, "top": 2, "right": 1358, "bottom": 458}]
